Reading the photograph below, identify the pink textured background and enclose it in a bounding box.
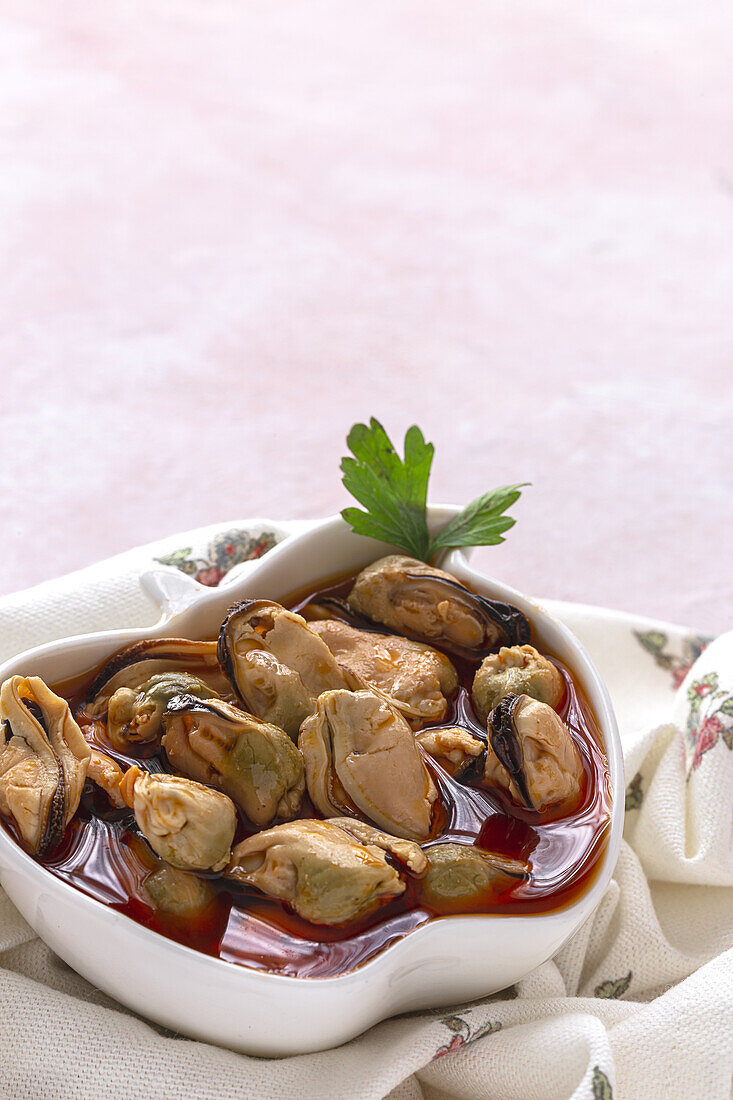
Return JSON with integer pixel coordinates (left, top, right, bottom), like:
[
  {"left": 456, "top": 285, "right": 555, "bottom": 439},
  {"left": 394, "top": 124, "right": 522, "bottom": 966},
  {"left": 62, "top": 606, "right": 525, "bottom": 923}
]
[{"left": 1, "top": 1, "right": 731, "bottom": 633}]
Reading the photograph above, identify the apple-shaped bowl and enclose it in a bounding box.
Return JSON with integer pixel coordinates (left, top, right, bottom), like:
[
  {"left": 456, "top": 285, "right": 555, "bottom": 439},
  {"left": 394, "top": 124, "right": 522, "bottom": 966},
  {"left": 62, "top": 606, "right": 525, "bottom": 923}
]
[{"left": 0, "top": 512, "right": 623, "bottom": 1056}]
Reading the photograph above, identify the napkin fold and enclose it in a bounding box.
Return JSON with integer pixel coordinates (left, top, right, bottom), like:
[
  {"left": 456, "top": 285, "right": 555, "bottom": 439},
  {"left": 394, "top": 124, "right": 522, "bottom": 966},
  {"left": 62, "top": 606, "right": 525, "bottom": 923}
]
[{"left": 0, "top": 522, "right": 731, "bottom": 1100}]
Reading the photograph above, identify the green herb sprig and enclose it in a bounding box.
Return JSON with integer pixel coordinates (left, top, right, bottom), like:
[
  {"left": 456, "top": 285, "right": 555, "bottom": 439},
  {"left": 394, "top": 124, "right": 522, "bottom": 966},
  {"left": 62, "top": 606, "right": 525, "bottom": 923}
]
[{"left": 340, "top": 419, "right": 527, "bottom": 562}]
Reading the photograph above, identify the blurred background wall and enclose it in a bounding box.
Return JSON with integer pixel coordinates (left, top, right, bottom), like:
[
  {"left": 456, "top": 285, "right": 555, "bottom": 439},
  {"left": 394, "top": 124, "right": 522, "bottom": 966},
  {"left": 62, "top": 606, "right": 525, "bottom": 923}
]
[{"left": 1, "top": 0, "right": 731, "bottom": 632}]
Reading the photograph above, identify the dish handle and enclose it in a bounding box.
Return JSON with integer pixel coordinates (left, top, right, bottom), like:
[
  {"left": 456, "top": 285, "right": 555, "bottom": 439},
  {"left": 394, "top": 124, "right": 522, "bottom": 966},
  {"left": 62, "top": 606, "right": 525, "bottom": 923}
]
[{"left": 138, "top": 519, "right": 311, "bottom": 624}]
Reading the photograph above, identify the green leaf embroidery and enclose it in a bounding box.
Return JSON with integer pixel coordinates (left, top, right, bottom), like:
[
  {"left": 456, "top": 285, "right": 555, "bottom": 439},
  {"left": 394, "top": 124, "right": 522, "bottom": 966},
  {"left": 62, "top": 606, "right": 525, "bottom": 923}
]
[
  {"left": 154, "top": 549, "right": 199, "bottom": 576},
  {"left": 721, "top": 726, "right": 733, "bottom": 750},
  {"left": 155, "top": 548, "right": 194, "bottom": 568},
  {"left": 718, "top": 697, "right": 733, "bottom": 718},
  {"left": 687, "top": 677, "right": 719, "bottom": 730},
  {"left": 591, "top": 1066, "right": 614, "bottom": 1099},
  {"left": 687, "top": 673, "right": 719, "bottom": 706},
  {"left": 594, "top": 970, "right": 632, "bottom": 999},
  {"left": 634, "top": 630, "right": 667, "bottom": 655},
  {"left": 441, "top": 1015, "right": 467, "bottom": 1034},
  {"left": 634, "top": 630, "right": 714, "bottom": 682},
  {"left": 624, "top": 775, "right": 643, "bottom": 812}
]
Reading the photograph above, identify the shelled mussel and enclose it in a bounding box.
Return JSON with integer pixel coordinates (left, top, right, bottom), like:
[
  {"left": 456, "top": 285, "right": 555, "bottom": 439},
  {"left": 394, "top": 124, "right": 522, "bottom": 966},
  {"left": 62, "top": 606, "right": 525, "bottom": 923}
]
[
  {"left": 0, "top": 676, "right": 91, "bottom": 853},
  {"left": 85, "top": 639, "right": 229, "bottom": 721},
  {"left": 347, "top": 555, "right": 530, "bottom": 659},
  {"left": 0, "top": 551, "right": 605, "bottom": 948},
  {"left": 225, "top": 819, "right": 408, "bottom": 925},
  {"left": 472, "top": 645, "right": 564, "bottom": 721},
  {"left": 217, "top": 600, "right": 347, "bottom": 737},
  {"left": 299, "top": 689, "right": 438, "bottom": 841},
  {"left": 162, "top": 695, "right": 305, "bottom": 827},
  {"left": 484, "top": 693, "right": 583, "bottom": 814},
  {"left": 310, "top": 618, "right": 458, "bottom": 727},
  {"left": 120, "top": 766, "right": 237, "bottom": 872}
]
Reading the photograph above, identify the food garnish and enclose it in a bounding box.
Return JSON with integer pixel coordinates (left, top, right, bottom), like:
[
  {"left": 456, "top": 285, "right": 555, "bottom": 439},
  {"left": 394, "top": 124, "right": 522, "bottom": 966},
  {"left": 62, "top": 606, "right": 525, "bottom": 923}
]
[{"left": 340, "top": 418, "right": 527, "bottom": 562}]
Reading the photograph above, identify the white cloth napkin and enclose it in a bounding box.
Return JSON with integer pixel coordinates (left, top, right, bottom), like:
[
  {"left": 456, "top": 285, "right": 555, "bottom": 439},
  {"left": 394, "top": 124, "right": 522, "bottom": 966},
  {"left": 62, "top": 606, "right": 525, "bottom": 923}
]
[{"left": 0, "top": 521, "right": 731, "bottom": 1100}]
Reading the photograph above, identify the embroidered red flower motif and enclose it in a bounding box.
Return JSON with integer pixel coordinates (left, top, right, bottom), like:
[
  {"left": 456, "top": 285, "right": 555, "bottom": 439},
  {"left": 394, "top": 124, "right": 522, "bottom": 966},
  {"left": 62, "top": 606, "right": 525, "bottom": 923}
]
[
  {"left": 195, "top": 566, "right": 224, "bottom": 587},
  {"left": 249, "top": 539, "right": 271, "bottom": 559},
  {"left": 693, "top": 681, "right": 714, "bottom": 697},
  {"left": 672, "top": 663, "right": 693, "bottom": 690},
  {"left": 634, "top": 631, "right": 712, "bottom": 692},
  {"left": 434, "top": 1035, "right": 466, "bottom": 1058},
  {"left": 156, "top": 529, "right": 280, "bottom": 587},
  {"left": 692, "top": 715, "right": 723, "bottom": 769}
]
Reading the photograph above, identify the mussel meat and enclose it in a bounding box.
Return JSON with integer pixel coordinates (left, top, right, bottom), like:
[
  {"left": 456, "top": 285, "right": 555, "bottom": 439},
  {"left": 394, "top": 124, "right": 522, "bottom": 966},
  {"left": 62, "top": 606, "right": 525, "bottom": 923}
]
[
  {"left": 225, "top": 818, "right": 406, "bottom": 925},
  {"left": 310, "top": 619, "right": 458, "bottom": 727},
  {"left": 162, "top": 695, "right": 304, "bottom": 827},
  {"left": 218, "top": 599, "right": 348, "bottom": 696},
  {"left": 415, "top": 726, "right": 485, "bottom": 777},
  {"left": 484, "top": 693, "right": 583, "bottom": 814},
  {"left": 120, "top": 765, "right": 236, "bottom": 872},
  {"left": 144, "top": 864, "right": 215, "bottom": 917},
  {"left": 0, "top": 676, "right": 91, "bottom": 854},
  {"left": 472, "top": 645, "right": 564, "bottom": 721},
  {"left": 299, "top": 689, "right": 438, "bottom": 841},
  {"left": 107, "top": 672, "right": 219, "bottom": 751},
  {"left": 323, "top": 816, "right": 427, "bottom": 872},
  {"left": 87, "top": 747, "right": 126, "bottom": 807},
  {"left": 217, "top": 600, "right": 347, "bottom": 731},
  {"left": 420, "top": 842, "right": 528, "bottom": 905},
  {"left": 86, "top": 639, "right": 229, "bottom": 720},
  {"left": 347, "top": 555, "right": 530, "bottom": 659},
  {"left": 218, "top": 649, "right": 316, "bottom": 741}
]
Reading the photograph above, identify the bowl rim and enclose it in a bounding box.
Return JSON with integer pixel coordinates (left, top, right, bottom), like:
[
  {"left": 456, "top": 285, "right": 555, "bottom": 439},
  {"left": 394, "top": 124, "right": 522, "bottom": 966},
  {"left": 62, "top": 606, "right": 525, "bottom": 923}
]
[{"left": 0, "top": 511, "right": 624, "bottom": 988}]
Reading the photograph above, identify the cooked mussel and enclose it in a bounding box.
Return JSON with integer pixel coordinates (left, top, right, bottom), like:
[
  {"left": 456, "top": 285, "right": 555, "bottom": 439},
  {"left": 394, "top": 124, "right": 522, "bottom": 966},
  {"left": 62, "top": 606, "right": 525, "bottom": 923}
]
[
  {"left": 310, "top": 619, "right": 458, "bottom": 727},
  {"left": 299, "top": 689, "right": 438, "bottom": 841},
  {"left": 324, "top": 816, "right": 427, "bottom": 872},
  {"left": 120, "top": 765, "right": 236, "bottom": 872},
  {"left": 219, "top": 649, "right": 316, "bottom": 740},
  {"left": 420, "top": 842, "right": 528, "bottom": 905},
  {"left": 0, "top": 676, "right": 91, "bottom": 854},
  {"left": 218, "top": 599, "right": 348, "bottom": 697},
  {"left": 162, "top": 695, "right": 304, "bottom": 827},
  {"left": 415, "top": 726, "right": 485, "bottom": 777},
  {"left": 107, "top": 672, "right": 219, "bottom": 751},
  {"left": 484, "top": 693, "right": 583, "bottom": 814},
  {"left": 347, "top": 555, "right": 530, "bottom": 659},
  {"left": 472, "top": 645, "right": 564, "bottom": 721},
  {"left": 87, "top": 747, "right": 126, "bottom": 807},
  {"left": 217, "top": 600, "right": 347, "bottom": 729},
  {"left": 144, "top": 864, "right": 215, "bottom": 917},
  {"left": 225, "top": 818, "right": 406, "bottom": 925},
  {"left": 86, "top": 639, "right": 229, "bottom": 719}
]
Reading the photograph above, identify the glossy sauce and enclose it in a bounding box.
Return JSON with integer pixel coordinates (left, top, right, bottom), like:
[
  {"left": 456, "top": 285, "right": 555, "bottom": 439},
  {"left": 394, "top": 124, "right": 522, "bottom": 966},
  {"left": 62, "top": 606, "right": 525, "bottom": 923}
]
[{"left": 25, "top": 571, "right": 612, "bottom": 978}]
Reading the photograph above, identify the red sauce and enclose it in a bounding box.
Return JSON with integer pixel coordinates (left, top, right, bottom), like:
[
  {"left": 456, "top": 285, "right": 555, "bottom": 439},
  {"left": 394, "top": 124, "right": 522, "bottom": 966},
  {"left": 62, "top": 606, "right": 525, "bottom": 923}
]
[{"left": 20, "top": 571, "right": 611, "bottom": 979}]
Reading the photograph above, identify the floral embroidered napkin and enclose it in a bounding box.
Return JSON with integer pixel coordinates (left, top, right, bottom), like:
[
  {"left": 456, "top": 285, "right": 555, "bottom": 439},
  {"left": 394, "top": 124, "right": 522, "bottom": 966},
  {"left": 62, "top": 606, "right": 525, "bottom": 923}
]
[{"left": 0, "top": 521, "right": 731, "bottom": 1100}]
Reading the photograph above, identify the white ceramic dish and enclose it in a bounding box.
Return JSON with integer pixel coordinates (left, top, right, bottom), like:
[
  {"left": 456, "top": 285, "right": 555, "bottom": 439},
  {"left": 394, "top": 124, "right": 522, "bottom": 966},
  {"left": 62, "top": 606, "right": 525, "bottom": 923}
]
[{"left": 0, "top": 511, "right": 623, "bottom": 1056}]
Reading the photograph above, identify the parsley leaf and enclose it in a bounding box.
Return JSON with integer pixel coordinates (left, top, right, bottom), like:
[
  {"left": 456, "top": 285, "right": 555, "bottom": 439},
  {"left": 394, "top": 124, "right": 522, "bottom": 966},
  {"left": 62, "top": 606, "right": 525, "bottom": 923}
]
[
  {"left": 430, "top": 484, "right": 527, "bottom": 551},
  {"left": 340, "top": 419, "right": 433, "bottom": 560},
  {"left": 340, "top": 419, "right": 527, "bottom": 562}
]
